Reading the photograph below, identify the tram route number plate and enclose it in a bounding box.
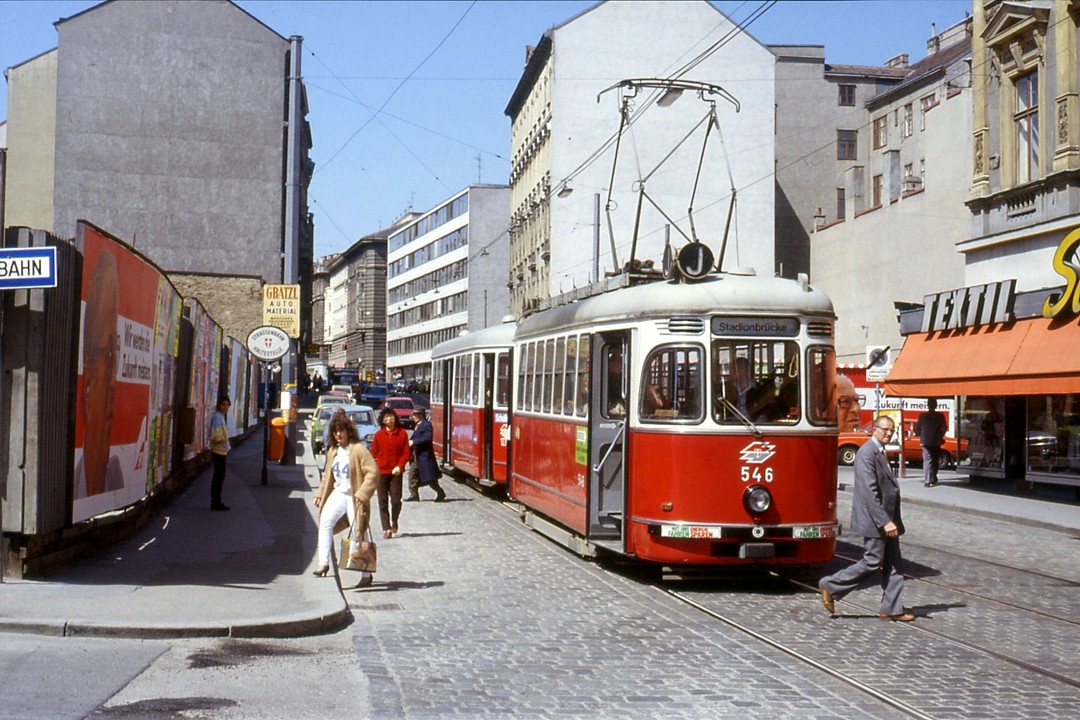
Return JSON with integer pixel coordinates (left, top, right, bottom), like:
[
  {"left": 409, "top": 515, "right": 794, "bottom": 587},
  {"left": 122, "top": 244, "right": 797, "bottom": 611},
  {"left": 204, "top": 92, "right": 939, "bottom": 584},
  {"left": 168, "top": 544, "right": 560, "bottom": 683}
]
[
  {"left": 660, "top": 525, "right": 722, "bottom": 539},
  {"left": 792, "top": 525, "right": 837, "bottom": 539}
]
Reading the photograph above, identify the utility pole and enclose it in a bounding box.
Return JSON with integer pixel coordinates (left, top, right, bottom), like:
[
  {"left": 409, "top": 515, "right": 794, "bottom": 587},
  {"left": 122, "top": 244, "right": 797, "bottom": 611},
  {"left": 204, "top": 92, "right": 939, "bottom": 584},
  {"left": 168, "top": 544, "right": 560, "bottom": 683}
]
[{"left": 280, "top": 35, "right": 303, "bottom": 465}]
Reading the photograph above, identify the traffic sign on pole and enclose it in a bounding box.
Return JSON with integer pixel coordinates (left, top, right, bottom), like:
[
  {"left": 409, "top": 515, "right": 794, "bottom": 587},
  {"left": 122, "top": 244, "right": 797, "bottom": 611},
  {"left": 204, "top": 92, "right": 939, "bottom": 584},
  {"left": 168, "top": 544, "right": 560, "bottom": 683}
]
[{"left": 866, "top": 345, "right": 892, "bottom": 382}]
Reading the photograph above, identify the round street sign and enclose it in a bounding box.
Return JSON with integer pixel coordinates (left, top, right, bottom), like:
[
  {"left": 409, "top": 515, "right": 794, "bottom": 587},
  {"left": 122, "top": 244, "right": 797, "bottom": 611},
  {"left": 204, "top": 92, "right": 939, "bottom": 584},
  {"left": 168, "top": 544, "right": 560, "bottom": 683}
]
[{"left": 247, "top": 325, "right": 291, "bottom": 362}]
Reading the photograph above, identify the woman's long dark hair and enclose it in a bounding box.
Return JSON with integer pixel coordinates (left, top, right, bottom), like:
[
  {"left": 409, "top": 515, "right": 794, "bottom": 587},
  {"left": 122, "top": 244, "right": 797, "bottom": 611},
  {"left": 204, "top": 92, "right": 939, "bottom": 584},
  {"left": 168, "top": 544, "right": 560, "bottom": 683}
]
[{"left": 327, "top": 413, "right": 360, "bottom": 448}]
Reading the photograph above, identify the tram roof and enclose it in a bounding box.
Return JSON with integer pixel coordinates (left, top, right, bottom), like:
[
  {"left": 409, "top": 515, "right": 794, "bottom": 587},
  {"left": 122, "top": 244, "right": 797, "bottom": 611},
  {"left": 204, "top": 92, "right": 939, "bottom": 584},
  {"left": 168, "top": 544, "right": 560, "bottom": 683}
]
[
  {"left": 431, "top": 320, "right": 517, "bottom": 359},
  {"left": 516, "top": 272, "right": 834, "bottom": 340}
]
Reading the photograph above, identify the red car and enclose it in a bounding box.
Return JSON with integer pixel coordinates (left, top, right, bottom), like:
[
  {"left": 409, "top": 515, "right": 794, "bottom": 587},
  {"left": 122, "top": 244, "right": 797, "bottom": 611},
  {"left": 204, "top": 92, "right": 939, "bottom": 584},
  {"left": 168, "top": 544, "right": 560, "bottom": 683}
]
[
  {"left": 837, "top": 426, "right": 966, "bottom": 467},
  {"left": 381, "top": 396, "right": 416, "bottom": 429}
]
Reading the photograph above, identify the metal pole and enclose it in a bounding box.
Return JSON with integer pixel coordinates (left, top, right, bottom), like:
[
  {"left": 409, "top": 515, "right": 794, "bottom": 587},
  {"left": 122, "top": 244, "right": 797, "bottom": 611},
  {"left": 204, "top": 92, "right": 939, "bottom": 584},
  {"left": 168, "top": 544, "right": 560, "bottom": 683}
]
[
  {"left": 280, "top": 35, "right": 303, "bottom": 465},
  {"left": 261, "top": 362, "right": 269, "bottom": 485},
  {"left": 593, "top": 193, "right": 601, "bottom": 284}
]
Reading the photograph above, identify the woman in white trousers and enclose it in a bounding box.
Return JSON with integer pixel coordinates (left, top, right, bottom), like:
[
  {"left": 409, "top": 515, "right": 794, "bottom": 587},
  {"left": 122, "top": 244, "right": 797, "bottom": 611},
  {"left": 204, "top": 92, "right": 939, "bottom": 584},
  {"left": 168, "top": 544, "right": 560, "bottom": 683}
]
[{"left": 313, "top": 414, "right": 379, "bottom": 585}]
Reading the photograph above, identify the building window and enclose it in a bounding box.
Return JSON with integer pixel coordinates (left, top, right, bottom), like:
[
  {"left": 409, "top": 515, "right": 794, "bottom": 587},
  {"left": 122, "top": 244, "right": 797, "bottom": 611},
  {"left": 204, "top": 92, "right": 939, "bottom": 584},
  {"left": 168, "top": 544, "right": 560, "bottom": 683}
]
[
  {"left": 837, "top": 129, "right": 857, "bottom": 161},
  {"left": 835, "top": 188, "right": 845, "bottom": 220},
  {"left": 901, "top": 103, "right": 913, "bottom": 138},
  {"left": 838, "top": 84, "right": 856, "bottom": 106},
  {"left": 920, "top": 93, "right": 935, "bottom": 130},
  {"left": 872, "top": 174, "right": 883, "bottom": 207},
  {"left": 872, "top": 116, "right": 888, "bottom": 149},
  {"left": 1015, "top": 71, "right": 1039, "bottom": 183}
]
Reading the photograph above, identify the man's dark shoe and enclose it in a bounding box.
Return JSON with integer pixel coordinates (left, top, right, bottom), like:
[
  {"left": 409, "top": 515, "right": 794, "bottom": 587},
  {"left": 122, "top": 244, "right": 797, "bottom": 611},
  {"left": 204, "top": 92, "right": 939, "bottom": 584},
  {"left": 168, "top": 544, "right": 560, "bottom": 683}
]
[
  {"left": 211, "top": 503, "right": 231, "bottom": 512},
  {"left": 404, "top": 495, "right": 420, "bottom": 502}
]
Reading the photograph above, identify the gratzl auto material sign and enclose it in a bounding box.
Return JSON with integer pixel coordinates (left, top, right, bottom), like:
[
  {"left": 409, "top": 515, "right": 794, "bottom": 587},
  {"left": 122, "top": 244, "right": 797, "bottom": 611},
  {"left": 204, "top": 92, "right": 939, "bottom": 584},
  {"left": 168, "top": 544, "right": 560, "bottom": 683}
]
[{"left": 263, "top": 284, "right": 300, "bottom": 338}]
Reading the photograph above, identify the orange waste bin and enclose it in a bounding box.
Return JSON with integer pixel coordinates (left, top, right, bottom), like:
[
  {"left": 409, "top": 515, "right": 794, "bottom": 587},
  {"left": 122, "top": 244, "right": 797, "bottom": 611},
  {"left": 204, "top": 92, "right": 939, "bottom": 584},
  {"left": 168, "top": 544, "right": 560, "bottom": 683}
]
[{"left": 268, "top": 417, "right": 287, "bottom": 461}]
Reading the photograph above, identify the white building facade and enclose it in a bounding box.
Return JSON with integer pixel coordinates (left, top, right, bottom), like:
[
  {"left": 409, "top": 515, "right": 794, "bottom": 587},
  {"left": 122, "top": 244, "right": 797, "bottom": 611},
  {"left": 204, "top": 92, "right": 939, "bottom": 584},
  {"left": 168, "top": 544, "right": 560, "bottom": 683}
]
[
  {"left": 386, "top": 185, "right": 511, "bottom": 385},
  {"left": 505, "top": 0, "right": 778, "bottom": 315}
]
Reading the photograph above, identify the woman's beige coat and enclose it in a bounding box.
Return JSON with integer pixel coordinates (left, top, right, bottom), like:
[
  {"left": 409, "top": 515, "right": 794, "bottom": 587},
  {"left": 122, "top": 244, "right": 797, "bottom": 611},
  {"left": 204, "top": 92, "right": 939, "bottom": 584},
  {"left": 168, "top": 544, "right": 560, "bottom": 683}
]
[{"left": 315, "top": 442, "right": 379, "bottom": 535}]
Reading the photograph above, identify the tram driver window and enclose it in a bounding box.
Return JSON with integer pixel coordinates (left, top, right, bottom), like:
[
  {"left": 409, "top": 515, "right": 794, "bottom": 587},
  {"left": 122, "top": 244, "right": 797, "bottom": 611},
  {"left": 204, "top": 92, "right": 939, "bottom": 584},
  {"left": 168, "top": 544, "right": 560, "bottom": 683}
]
[
  {"left": 640, "top": 346, "right": 703, "bottom": 422},
  {"left": 713, "top": 341, "right": 801, "bottom": 425}
]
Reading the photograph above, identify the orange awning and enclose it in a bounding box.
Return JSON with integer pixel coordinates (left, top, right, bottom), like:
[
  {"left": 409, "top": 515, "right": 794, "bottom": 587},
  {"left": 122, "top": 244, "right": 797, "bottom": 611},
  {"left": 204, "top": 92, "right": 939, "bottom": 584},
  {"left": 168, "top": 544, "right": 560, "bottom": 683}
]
[{"left": 883, "top": 316, "right": 1080, "bottom": 397}]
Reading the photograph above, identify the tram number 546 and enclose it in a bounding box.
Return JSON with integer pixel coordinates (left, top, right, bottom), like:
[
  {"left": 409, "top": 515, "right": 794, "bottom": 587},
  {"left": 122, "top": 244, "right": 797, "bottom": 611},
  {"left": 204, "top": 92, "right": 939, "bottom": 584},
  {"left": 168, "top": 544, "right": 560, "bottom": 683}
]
[{"left": 740, "top": 466, "right": 774, "bottom": 483}]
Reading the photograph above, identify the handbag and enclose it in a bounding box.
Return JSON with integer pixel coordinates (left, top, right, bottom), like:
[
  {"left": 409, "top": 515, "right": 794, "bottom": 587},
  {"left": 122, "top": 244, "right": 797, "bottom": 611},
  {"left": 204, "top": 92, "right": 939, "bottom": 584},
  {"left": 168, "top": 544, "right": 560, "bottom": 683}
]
[{"left": 339, "top": 527, "right": 377, "bottom": 573}]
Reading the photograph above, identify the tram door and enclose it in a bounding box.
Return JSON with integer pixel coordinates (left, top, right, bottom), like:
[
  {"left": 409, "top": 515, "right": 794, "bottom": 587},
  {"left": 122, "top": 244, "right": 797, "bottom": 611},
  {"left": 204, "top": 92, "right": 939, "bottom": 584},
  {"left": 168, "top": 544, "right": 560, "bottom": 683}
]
[
  {"left": 481, "top": 352, "right": 495, "bottom": 480},
  {"left": 588, "top": 332, "right": 628, "bottom": 540},
  {"left": 437, "top": 359, "right": 452, "bottom": 465}
]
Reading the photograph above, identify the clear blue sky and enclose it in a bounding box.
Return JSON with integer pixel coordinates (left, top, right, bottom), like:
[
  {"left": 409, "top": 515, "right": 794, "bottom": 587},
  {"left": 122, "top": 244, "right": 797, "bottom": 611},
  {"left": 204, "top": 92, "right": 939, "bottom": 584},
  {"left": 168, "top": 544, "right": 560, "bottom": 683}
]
[{"left": 2, "top": 1, "right": 972, "bottom": 258}]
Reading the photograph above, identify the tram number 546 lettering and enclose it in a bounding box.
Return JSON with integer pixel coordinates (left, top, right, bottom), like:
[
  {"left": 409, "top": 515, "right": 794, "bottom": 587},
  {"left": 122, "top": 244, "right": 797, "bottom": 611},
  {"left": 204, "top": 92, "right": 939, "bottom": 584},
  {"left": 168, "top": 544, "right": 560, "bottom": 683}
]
[{"left": 740, "top": 466, "right": 774, "bottom": 483}]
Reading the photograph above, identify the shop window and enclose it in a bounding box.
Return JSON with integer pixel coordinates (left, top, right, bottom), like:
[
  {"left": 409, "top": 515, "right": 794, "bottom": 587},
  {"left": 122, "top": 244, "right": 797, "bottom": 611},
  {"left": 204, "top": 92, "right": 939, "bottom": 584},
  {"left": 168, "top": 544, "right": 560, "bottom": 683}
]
[
  {"left": 959, "top": 396, "right": 1004, "bottom": 471},
  {"left": 1027, "top": 395, "right": 1080, "bottom": 476}
]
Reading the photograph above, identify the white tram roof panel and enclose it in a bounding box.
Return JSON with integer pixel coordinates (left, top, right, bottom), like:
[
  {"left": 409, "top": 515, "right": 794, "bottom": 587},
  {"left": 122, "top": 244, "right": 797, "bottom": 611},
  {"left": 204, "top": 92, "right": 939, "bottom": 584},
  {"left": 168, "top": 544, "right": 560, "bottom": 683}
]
[
  {"left": 516, "top": 273, "right": 835, "bottom": 340},
  {"left": 431, "top": 318, "right": 517, "bottom": 359}
]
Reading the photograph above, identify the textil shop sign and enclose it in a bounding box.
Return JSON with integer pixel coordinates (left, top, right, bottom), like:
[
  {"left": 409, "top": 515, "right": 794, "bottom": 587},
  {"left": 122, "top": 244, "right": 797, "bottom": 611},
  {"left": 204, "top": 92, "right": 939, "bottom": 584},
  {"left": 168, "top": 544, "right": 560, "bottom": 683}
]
[{"left": 263, "top": 284, "right": 300, "bottom": 338}]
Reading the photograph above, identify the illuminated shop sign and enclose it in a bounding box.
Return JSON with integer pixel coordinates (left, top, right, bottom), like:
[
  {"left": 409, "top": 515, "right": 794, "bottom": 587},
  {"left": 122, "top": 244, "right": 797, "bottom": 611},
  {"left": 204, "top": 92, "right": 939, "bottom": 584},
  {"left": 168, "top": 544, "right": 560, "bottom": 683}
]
[
  {"left": 1042, "top": 227, "right": 1080, "bottom": 319},
  {"left": 921, "top": 279, "right": 1016, "bottom": 332}
]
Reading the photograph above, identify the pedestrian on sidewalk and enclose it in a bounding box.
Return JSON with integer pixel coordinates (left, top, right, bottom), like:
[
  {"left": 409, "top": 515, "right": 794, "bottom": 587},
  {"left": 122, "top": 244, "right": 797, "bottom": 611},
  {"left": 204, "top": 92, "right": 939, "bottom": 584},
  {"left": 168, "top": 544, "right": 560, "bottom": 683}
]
[
  {"left": 405, "top": 407, "right": 446, "bottom": 502},
  {"left": 313, "top": 414, "right": 378, "bottom": 585},
  {"left": 371, "top": 407, "right": 411, "bottom": 539},
  {"left": 819, "top": 415, "right": 915, "bottom": 622},
  {"left": 914, "top": 398, "right": 948, "bottom": 487},
  {"left": 209, "top": 395, "right": 232, "bottom": 511}
]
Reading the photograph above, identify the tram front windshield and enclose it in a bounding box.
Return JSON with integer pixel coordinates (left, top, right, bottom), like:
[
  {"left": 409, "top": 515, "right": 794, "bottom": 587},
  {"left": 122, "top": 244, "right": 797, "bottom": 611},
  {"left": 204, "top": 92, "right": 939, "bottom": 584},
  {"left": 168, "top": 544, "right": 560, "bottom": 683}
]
[{"left": 713, "top": 340, "right": 800, "bottom": 425}]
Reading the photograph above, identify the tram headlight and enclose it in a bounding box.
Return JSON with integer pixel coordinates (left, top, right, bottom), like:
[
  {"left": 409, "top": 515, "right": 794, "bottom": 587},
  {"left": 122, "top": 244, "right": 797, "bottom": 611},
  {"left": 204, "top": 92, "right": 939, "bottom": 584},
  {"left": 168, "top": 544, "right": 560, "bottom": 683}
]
[{"left": 743, "top": 484, "right": 772, "bottom": 515}]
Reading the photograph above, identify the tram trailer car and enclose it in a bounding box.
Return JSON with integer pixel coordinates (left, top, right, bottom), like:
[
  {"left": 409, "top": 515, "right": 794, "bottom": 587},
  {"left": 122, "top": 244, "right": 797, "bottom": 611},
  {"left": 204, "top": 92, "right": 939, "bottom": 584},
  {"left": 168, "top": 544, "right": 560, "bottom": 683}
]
[{"left": 430, "top": 321, "right": 515, "bottom": 487}]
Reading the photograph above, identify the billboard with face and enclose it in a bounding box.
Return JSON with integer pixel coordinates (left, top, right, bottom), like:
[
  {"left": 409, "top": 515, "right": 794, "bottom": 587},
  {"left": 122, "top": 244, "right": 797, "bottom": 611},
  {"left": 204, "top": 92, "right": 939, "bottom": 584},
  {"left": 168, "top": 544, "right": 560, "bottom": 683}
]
[{"left": 74, "top": 223, "right": 181, "bottom": 521}]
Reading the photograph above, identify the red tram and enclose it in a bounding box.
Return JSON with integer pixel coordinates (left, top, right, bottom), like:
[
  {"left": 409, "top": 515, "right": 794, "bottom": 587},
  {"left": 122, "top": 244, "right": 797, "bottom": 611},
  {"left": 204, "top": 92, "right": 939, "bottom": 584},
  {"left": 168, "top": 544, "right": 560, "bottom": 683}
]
[
  {"left": 430, "top": 322, "right": 514, "bottom": 487},
  {"left": 430, "top": 271, "right": 841, "bottom": 567}
]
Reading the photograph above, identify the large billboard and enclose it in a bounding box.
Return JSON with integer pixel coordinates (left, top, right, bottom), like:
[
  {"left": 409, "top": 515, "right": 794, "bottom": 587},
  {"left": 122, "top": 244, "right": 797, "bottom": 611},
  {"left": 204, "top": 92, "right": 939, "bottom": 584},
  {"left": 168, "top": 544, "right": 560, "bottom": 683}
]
[{"left": 74, "top": 224, "right": 182, "bottom": 522}]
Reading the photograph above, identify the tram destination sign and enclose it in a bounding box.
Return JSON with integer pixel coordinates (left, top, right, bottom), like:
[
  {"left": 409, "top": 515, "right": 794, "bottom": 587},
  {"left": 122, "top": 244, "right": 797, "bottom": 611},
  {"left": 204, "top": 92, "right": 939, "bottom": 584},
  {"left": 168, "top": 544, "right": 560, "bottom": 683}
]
[
  {"left": 711, "top": 316, "right": 799, "bottom": 337},
  {"left": 0, "top": 247, "right": 57, "bottom": 289}
]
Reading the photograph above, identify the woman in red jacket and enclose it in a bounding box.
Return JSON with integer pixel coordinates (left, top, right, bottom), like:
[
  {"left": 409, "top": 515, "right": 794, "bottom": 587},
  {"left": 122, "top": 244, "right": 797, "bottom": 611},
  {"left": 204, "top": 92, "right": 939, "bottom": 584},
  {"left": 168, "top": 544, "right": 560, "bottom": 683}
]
[{"left": 370, "top": 407, "right": 411, "bottom": 539}]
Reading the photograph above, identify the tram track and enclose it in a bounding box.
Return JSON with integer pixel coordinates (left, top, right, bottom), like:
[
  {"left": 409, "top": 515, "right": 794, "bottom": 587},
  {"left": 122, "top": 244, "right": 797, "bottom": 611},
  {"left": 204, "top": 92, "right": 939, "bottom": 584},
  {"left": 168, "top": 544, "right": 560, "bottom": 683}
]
[
  {"left": 833, "top": 547, "right": 1080, "bottom": 627},
  {"left": 664, "top": 588, "right": 936, "bottom": 719}
]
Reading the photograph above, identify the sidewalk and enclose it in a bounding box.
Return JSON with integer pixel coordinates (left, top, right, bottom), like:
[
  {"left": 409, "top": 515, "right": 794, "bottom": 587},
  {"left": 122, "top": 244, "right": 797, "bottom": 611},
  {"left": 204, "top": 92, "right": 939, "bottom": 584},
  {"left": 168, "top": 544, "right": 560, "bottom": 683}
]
[
  {"left": 0, "top": 428, "right": 349, "bottom": 639},
  {"left": 839, "top": 465, "right": 1080, "bottom": 534},
  {"left": 1, "top": 436, "right": 1077, "bottom": 640}
]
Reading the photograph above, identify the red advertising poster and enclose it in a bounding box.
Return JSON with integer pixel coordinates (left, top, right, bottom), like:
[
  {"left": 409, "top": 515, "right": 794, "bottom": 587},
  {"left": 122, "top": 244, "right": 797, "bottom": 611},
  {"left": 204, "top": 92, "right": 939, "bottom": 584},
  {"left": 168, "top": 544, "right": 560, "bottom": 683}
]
[{"left": 74, "top": 224, "right": 170, "bottom": 522}]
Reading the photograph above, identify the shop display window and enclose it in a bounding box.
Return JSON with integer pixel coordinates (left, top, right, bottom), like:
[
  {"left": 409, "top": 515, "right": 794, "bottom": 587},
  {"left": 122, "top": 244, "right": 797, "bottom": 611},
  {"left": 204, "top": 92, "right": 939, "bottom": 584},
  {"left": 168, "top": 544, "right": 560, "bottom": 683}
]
[
  {"left": 1027, "top": 395, "right": 1080, "bottom": 476},
  {"left": 959, "top": 396, "right": 1004, "bottom": 471}
]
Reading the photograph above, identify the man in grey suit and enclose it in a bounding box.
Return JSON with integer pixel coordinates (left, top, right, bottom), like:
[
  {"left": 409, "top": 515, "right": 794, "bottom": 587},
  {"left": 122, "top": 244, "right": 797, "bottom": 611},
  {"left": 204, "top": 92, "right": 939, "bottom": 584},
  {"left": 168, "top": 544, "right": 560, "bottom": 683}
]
[{"left": 819, "top": 415, "right": 915, "bottom": 621}]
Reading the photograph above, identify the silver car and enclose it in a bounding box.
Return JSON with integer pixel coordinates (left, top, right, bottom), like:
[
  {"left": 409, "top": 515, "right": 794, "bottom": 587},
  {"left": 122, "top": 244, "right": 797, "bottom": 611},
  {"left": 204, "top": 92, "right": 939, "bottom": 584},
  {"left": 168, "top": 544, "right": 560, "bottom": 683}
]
[{"left": 314, "top": 404, "right": 379, "bottom": 452}]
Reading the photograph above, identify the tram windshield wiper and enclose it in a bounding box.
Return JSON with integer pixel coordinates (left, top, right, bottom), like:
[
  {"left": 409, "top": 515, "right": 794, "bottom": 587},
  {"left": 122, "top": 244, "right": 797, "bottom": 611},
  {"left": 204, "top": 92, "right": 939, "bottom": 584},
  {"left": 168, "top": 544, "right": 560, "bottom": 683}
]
[{"left": 720, "top": 397, "right": 763, "bottom": 439}]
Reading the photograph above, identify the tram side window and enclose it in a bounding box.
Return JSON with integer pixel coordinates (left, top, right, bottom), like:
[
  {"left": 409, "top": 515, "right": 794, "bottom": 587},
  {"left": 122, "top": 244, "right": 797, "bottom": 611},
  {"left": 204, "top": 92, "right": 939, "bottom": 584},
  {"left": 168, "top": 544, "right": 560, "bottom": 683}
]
[
  {"left": 541, "top": 339, "right": 555, "bottom": 413},
  {"left": 496, "top": 352, "right": 510, "bottom": 409},
  {"left": 526, "top": 342, "right": 538, "bottom": 412},
  {"left": 453, "top": 356, "right": 465, "bottom": 404},
  {"left": 640, "top": 346, "right": 703, "bottom": 422},
  {"left": 519, "top": 344, "right": 530, "bottom": 412},
  {"left": 561, "top": 337, "right": 576, "bottom": 415},
  {"left": 713, "top": 340, "right": 801, "bottom": 425},
  {"left": 553, "top": 338, "right": 566, "bottom": 415},
  {"left": 807, "top": 346, "right": 837, "bottom": 426},
  {"left": 575, "top": 335, "right": 591, "bottom": 417}
]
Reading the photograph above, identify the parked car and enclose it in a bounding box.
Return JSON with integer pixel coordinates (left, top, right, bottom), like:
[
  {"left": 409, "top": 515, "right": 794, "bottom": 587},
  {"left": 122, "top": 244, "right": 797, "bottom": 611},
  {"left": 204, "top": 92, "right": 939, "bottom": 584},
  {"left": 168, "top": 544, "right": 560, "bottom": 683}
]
[
  {"left": 315, "top": 392, "right": 349, "bottom": 409},
  {"left": 311, "top": 404, "right": 378, "bottom": 453},
  {"left": 381, "top": 396, "right": 417, "bottom": 429},
  {"left": 837, "top": 426, "right": 967, "bottom": 468}
]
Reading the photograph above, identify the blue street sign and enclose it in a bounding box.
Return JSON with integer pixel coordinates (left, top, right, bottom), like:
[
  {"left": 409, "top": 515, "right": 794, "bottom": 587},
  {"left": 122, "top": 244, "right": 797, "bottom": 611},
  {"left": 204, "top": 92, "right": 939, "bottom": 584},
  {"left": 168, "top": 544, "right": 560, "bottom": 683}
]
[{"left": 0, "top": 247, "right": 58, "bottom": 289}]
